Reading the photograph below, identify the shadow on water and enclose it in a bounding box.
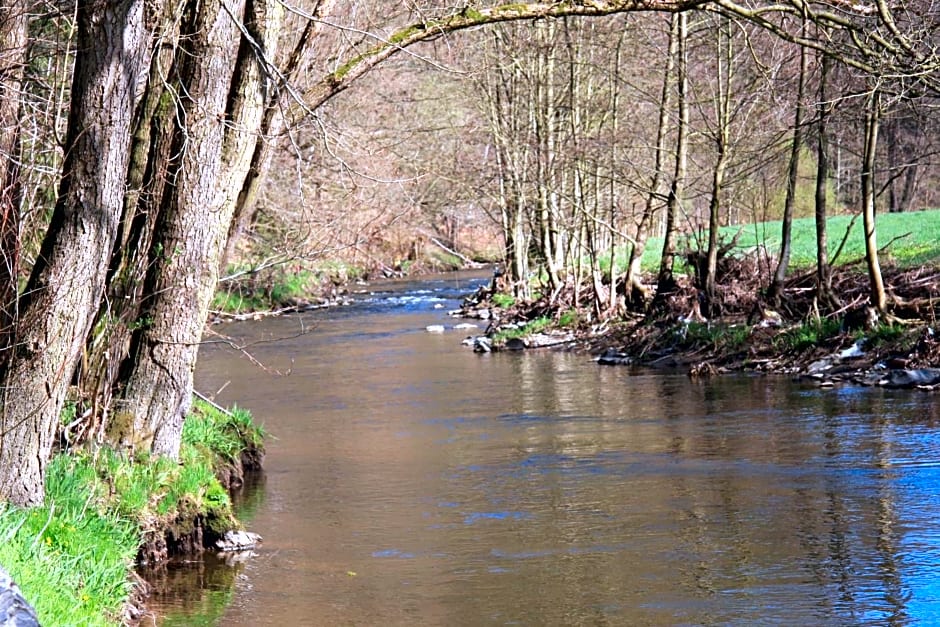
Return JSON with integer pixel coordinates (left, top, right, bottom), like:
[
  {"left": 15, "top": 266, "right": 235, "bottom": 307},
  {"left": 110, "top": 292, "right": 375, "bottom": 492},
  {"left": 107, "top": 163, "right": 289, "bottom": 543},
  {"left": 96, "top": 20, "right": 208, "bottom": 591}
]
[
  {"left": 146, "top": 270, "right": 940, "bottom": 626},
  {"left": 139, "top": 474, "right": 266, "bottom": 626}
]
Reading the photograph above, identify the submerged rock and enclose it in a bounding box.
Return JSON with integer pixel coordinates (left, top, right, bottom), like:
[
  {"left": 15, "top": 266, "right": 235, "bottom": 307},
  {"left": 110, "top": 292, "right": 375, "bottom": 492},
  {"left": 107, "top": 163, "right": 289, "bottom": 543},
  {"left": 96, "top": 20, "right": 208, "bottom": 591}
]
[{"left": 0, "top": 565, "right": 39, "bottom": 627}]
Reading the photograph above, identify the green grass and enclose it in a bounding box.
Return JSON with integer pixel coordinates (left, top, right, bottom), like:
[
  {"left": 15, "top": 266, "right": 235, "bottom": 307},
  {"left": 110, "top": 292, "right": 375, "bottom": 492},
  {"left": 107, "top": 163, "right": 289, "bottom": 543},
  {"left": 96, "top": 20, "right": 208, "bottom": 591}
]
[
  {"left": 731, "top": 209, "right": 940, "bottom": 268},
  {"left": 558, "top": 309, "right": 580, "bottom": 328},
  {"left": 774, "top": 317, "right": 843, "bottom": 352},
  {"left": 184, "top": 401, "right": 265, "bottom": 469},
  {"left": 212, "top": 260, "right": 370, "bottom": 314},
  {"left": 678, "top": 322, "right": 751, "bottom": 352},
  {"left": 212, "top": 269, "right": 312, "bottom": 314},
  {"left": 0, "top": 400, "right": 265, "bottom": 625},
  {"left": 861, "top": 322, "right": 912, "bottom": 349},
  {"left": 617, "top": 208, "right": 940, "bottom": 277},
  {"left": 493, "top": 316, "right": 553, "bottom": 343},
  {"left": 0, "top": 457, "right": 141, "bottom": 625},
  {"left": 491, "top": 292, "right": 516, "bottom": 308}
]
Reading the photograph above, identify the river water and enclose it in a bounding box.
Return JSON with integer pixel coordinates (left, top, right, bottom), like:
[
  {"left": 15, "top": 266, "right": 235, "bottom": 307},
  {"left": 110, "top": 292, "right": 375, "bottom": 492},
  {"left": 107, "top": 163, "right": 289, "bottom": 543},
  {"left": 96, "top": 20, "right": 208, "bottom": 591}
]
[{"left": 148, "top": 271, "right": 940, "bottom": 626}]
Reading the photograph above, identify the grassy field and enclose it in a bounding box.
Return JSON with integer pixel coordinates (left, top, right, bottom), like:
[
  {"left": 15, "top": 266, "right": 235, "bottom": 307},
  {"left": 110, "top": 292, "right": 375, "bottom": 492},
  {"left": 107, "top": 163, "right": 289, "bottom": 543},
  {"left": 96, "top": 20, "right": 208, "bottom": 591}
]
[{"left": 636, "top": 208, "right": 940, "bottom": 272}]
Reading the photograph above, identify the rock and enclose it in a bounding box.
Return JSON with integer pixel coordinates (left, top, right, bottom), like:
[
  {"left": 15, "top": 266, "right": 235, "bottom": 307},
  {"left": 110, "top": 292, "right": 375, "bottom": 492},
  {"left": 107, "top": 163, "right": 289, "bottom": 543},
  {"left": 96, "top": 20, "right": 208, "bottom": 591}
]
[
  {"left": 425, "top": 325, "right": 445, "bottom": 333},
  {"left": 877, "top": 368, "right": 940, "bottom": 389},
  {"left": 758, "top": 309, "right": 783, "bottom": 328},
  {"left": 526, "top": 331, "right": 576, "bottom": 348},
  {"left": 839, "top": 339, "right": 867, "bottom": 359},
  {"left": 454, "top": 323, "right": 478, "bottom": 330},
  {"left": 0, "top": 565, "right": 39, "bottom": 627},
  {"left": 598, "top": 348, "right": 632, "bottom": 366},
  {"left": 472, "top": 337, "right": 492, "bottom": 353},
  {"left": 215, "top": 530, "right": 262, "bottom": 553}
]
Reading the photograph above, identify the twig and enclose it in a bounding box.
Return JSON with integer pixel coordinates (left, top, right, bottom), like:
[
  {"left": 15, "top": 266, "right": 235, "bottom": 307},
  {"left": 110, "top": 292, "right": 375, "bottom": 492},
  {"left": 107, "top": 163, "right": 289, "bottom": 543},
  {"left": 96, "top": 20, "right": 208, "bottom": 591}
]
[
  {"left": 829, "top": 213, "right": 859, "bottom": 267},
  {"left": 193, "top": 390, "right": 234, "bottom": 417}
]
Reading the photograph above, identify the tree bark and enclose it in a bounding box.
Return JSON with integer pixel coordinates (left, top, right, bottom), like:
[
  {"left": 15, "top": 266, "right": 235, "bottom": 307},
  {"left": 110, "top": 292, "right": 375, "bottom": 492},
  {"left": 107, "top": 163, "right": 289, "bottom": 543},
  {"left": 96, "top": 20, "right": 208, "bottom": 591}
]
[
  {"left": 0, "top": 1, "right": 28, "bottom": 359},
  {"left": 78, "top": 0, "right": 185, "bottom": 437},
  {"left": 0, "top": 0, "right": 146, "bottom": 506},
  {"left": 115, "top": 0, "right": 274, "bottom": 458}
]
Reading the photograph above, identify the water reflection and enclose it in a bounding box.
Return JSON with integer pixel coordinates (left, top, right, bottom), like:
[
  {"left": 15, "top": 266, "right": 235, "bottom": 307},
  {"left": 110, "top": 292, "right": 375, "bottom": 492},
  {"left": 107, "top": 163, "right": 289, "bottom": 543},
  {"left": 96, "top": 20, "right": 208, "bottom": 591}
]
[{"left": 150, "top": 273, "right": 940, "bottom": 625}]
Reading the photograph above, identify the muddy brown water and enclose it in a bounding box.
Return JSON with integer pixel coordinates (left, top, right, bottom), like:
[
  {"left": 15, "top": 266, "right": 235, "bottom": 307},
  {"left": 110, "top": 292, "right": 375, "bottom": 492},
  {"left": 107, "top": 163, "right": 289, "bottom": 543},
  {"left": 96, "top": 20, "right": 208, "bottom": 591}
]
[{"left": 146, "top": 271, "right": 940, "bottom": 626}]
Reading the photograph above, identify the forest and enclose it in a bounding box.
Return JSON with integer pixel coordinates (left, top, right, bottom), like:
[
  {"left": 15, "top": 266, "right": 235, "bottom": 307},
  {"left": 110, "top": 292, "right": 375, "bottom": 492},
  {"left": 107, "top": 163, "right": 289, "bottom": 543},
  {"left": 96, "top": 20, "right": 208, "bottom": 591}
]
[{"left": 0, "top": 0, "right": 938, "bottom": 513}]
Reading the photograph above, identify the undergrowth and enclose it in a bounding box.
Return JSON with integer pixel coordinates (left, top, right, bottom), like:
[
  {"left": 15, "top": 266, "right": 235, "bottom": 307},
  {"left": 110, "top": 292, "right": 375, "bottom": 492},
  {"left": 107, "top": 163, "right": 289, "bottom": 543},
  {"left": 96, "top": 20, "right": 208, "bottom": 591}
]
[{"left": 774, "top": 318, "right": 842, "bottom": 352}]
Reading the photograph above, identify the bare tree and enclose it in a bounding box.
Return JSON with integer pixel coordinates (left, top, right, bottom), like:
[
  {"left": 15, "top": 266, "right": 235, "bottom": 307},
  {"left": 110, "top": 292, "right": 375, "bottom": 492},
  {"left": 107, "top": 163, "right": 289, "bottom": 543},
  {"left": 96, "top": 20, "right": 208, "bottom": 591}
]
[
  {"left": 656, "top": 12, "right": 688, "bottom": 302},
  {"left": 813, "top": 49, "right": 837, "bottom": 311},
  {"left": 768, "top": 36, "right": 808, "bottom": 305},
  {"left": 861, "top": 88, "right": 886, "bottom": 312}
]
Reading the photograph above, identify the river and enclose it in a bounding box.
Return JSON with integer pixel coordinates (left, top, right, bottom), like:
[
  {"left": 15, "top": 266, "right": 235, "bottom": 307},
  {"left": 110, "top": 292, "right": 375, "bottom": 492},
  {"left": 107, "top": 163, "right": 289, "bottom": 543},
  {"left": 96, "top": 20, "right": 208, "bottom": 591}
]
[{"left": 147, "top": 271, "right": 940, "bottom": 626}]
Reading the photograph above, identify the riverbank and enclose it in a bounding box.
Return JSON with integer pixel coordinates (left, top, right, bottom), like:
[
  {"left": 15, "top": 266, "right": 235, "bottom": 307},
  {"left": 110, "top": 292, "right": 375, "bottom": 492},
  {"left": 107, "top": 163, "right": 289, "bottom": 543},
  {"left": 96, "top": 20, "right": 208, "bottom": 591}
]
[
  {"left": 458, "top": 262, "right": 940, "bottom": 386},
  {"left": 0, "top": 399, "right": 264, "bottom": 626}
]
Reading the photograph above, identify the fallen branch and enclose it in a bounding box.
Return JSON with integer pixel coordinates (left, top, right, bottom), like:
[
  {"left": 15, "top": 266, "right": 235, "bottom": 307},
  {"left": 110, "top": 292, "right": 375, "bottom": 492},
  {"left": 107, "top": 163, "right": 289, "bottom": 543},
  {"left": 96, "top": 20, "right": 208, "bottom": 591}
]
[{"left": 429, "top": 236, "right": 478, "bottom": 267}]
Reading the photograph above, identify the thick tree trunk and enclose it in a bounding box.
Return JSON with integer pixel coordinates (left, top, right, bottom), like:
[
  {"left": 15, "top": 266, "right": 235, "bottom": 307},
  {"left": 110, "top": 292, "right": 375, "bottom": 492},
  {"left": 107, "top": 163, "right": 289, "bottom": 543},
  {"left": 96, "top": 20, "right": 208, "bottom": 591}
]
[
  {"left": 116, "top": 0, "right": 274, "bottom": 458},
  {"left": 79, "top": 0, "right": 185, "bottom": 436},
  {"left": 0, "top": 2, "right": 28, "bottom": 358},
  {"left": 0, "top": 0, "right": 146, "bottom": 506}
]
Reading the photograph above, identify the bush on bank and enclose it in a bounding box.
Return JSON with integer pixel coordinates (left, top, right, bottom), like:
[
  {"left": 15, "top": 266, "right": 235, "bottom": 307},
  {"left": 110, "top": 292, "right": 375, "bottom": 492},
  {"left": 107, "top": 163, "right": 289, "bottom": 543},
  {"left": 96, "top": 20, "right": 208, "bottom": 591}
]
[{"left": 0, "top": 399, "right": 264, "bottom": 626}]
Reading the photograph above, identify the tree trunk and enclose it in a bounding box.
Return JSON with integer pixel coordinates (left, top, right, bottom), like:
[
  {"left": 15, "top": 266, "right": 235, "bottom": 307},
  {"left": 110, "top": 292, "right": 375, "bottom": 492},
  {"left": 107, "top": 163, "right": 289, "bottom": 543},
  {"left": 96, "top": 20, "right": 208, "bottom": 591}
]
[
  {"left": 0, "top": 0, "right": 146, "bottom": 506},
  {"left": 814, "top": 51, "right": 837, "bottom": 311},
  {"left": 703, "top": 16, "right": 732, "bottom": 319},
  {"left": 78, "top": 0, "right": 185, "bottom": 439},
  {"left": 0, "top": 1, "right": 27, "bottom": 358},
  {"left": 221, "top": 0, "right": 337, "bottom": 270},
  {"left": 625, "top": 15, "right": 677, "bottom": 309},
  {"left": 768, "top": 39, "right": 808, "bottom": 304},
  {"left": 861, "top": 91, "right": 886, "bottom": 312},
  {"left": 655, "top": 12, "right": 687, "bottom": 304},
  {"left": 115, "top": 0, "right": 269, "bottom": 458}
]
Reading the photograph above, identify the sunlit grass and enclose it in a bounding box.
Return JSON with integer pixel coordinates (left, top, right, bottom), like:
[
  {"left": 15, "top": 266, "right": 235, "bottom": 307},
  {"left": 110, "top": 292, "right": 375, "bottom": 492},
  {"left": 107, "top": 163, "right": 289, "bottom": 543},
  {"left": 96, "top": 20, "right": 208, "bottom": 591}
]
[
  {"left": 630, "top": 208, "right": 940, "bottom": 274},
  {"left": 0, "top": 400, "right": 265, "bottom": 626}
]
